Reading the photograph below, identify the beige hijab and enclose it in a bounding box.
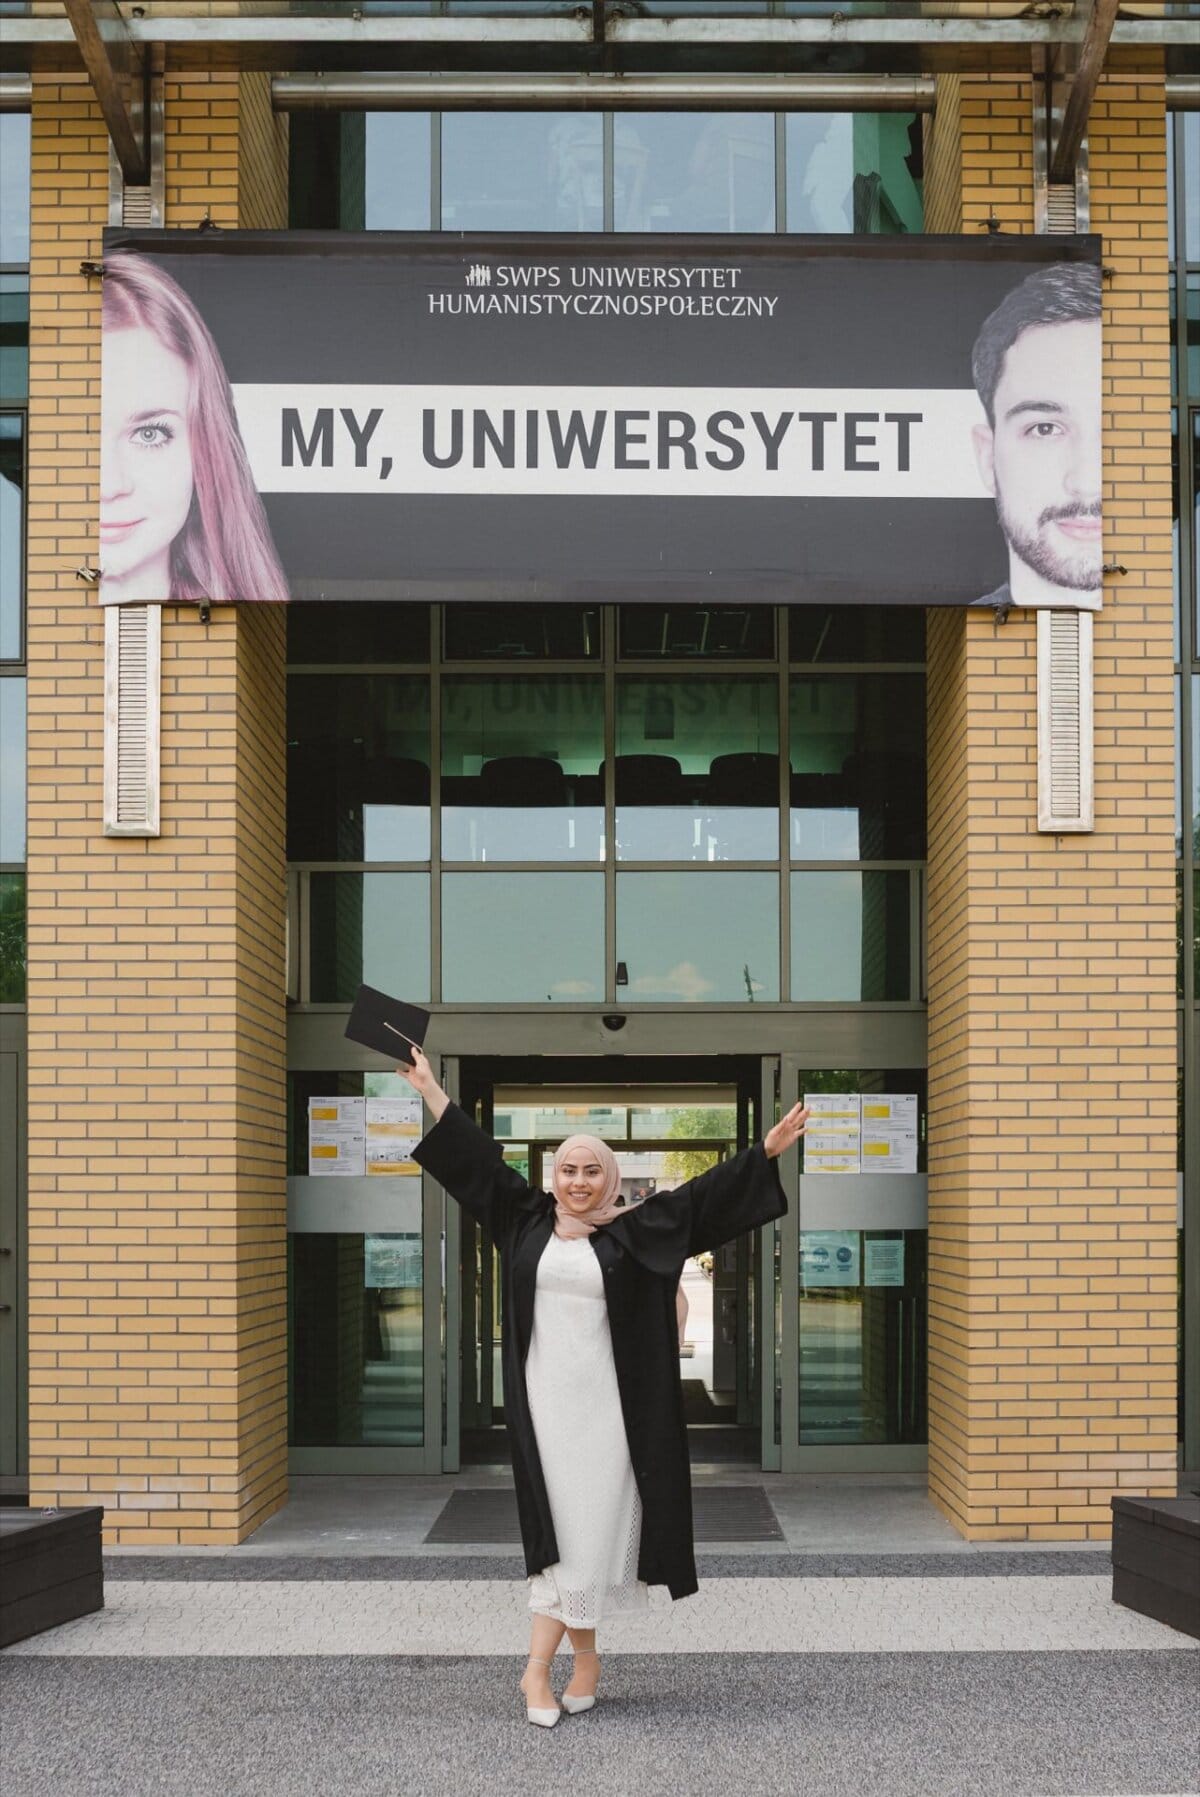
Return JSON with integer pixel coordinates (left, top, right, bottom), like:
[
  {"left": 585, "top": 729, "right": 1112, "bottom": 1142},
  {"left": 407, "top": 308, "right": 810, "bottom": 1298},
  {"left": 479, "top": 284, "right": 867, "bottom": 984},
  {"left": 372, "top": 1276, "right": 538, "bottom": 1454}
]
[{"left": 550, "top": 1133, "right": 624, "bottom": 1239}]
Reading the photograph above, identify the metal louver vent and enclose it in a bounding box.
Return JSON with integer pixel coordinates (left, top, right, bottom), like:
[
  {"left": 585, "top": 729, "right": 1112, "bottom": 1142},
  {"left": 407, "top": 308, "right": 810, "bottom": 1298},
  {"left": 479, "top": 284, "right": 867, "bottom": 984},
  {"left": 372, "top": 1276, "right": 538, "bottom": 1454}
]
[
  {"left": 104, "top": 604, "right": 161, "bottom": 836},
  {"left": 1044, "top": 183, "right": 1077, "bottom": 232},
  {"left": 1037, "top": 608, "right": 1094, "bottom": 832},
  {"left": 121, "top": 185, "right": 154, "bottom": 228}
]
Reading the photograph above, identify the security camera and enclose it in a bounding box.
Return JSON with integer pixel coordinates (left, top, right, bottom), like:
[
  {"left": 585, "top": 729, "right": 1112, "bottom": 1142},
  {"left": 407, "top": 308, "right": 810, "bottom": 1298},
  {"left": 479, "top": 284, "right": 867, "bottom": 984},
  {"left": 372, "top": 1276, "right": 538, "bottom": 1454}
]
[{"left": 602, "top": 1015, "right": 627, "bottom": 1032}]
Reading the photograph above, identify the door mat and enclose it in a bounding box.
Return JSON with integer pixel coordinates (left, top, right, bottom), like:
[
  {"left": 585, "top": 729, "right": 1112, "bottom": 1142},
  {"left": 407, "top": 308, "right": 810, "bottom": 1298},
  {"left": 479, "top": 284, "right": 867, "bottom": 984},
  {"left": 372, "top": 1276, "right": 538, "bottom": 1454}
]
[{"left": 425, "top": 1485, "right": 784, "bottom": 1546}]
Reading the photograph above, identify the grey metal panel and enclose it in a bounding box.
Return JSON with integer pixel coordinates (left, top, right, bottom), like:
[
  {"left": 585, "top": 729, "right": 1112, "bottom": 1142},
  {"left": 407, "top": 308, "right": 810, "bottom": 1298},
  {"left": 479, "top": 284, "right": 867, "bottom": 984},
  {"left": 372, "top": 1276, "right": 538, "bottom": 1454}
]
[
  {"left": 288, "top": 1006, "right": 927, "bottom": 1068},
  {"left": 799, "top": 1174, "right": 927, "bottom": 1232},
  {"left": 273, "top": 73, "right": 935, "bottom": 112},
  {"left": 287, "top": 1175, "right": 422, "bottom": 1236}
]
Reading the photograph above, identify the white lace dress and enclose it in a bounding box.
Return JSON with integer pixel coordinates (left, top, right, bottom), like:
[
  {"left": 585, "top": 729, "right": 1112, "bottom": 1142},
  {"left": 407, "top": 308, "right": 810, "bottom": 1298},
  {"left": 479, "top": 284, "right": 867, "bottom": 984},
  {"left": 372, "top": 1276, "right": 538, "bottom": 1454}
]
[{"left": 524, "top": 1232, "right": 649, "bottom": 1628}]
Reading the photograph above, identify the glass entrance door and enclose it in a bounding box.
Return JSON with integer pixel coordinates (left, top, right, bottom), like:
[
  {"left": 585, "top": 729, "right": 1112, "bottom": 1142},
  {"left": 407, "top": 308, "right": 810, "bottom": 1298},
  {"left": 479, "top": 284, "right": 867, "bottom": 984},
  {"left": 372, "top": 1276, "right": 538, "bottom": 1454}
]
[{"left": 447, "top": 1058, "right": 775, "bottom": 1470}]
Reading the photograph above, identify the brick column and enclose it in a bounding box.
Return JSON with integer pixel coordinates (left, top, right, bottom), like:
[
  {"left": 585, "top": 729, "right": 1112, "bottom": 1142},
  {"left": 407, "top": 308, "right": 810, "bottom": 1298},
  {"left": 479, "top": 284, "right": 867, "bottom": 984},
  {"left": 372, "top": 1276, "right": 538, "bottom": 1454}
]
[
  {"left": 26, "top": 76, "right": 290, "bottom": 1544},
  {"left": 925, "top": 79, "right": 1177, "bottom": 1539}
]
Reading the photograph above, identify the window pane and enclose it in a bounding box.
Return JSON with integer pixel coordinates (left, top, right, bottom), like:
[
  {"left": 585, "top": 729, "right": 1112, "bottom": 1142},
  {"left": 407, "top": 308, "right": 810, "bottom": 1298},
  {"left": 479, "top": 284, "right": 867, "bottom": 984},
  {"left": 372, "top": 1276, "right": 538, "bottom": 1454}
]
[
  {"left": 786, "top": 114, "right": 922, "bottom": 235},
  {"left": 799, "top": 1230, "right": 927, "bottom": 1445},
  {"left": 441, "top": 872, "right": 604, "bottom": 1002},
  {"left": 309, "top": 872, "right": 431, "bottom": 1002},
  {"left": 441, "top": 114, "right": 603, "bottom": 231},
  {"left": 789, "top": 605, "right": 925, "bottom": 664},
  {"left": 791, "top": 871, "right": 911, "bottom": 1000},
  {"left": 1191, "top": 675, "right": 1199, "bottom": 865},
  {"left": 616, "top": 676, "right": 778, "bottom": 861},
  {"left": 0, "top": 675, "right": 24, "bottom": 860},
  {"left": 364, "top": 113, "right": 432, "bottom": 229},
  {"left": 0, "top": 416, "right": 23, "bottom": 660},
  {"left": 613, "top": 115, "right": 775, "bottom": 234},
  {"left": 0, "top": 871, "right": 24, "bottom": 1003},
  {"left": 1184, "top": 116, "right": 1200, "bottom": 263},
  {"left": 617, "top": 871, "right": 779, "bottom": 1001},
  {"left": 789, "top": 674, "right": 925, "bottom": 860},
  {"left": 0, "top": 280, "right": 29, "bottom": 404},
  {"left": 288, "top": 675, "right": 430, "bottom": 862},
  {"left": 290, "top": 1232, "right": 423, "bottom": 1447},
  {"left": 287, "top": 603, "right": 430, "bottom": 665},
  {"left": 0, "top": 115, "right": 30, "bottom": 265},
  {"left": 441, "top": 676, "right": 604, "bottom": 862},
  {"left": 443, "top": 604, "right": 599, "bottom": 660},
  {"left": 618, "top": 606, "right": 774, "bottom": 660}
]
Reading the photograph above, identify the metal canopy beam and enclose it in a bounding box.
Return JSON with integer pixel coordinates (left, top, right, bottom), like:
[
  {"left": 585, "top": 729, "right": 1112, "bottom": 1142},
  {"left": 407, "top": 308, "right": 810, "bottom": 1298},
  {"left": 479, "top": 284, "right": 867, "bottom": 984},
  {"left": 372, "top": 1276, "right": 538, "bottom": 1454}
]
[
  {"left": 62, "top": 0, "right": 146, "bottom": 185},
  {"left": 1050, "top": 0, "right": 1120, "bottom": 184},
  {"left": 272, "top": 72, "right": 935, "bottom": 115},
  {"left": 1, "top": 12, "right": 1196, "bottom": 77}
]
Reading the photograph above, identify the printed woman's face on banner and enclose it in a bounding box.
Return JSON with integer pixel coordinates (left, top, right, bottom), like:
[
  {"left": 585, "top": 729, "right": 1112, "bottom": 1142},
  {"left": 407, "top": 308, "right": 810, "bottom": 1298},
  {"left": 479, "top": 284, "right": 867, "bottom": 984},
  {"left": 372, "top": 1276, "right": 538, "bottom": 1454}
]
[{"left": 100, "top": 327, "right": 195, "bottom": 600}]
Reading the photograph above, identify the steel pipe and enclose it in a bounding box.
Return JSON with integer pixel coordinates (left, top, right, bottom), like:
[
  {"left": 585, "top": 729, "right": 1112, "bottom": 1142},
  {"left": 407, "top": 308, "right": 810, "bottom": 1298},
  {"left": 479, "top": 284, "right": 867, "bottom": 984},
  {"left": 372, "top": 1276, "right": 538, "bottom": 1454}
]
[
  {"left": 1166, "top": 77, "right": 1200, "bottom": 110},
  {"left": 271, "top": 72, "right": 936, "bottom": 114},
  {"left": 0, "top": 75, "right": 32, "bottom": 112}
]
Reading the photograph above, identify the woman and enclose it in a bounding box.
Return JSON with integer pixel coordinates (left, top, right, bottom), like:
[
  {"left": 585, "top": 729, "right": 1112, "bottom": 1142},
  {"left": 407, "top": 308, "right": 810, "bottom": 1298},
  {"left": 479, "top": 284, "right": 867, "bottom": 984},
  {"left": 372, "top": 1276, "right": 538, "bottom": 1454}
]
[
  {"left": 401, "top": 1045, "right": 808, "bottom": 1728},
  {"left": 100, "top": 251, "right": 289, "bottom": 605}
]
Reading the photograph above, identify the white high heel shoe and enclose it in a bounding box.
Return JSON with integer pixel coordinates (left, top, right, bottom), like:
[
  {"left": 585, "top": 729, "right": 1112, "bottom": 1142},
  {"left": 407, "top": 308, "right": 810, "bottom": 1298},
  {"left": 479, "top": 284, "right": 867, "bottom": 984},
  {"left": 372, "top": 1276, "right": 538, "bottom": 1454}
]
[
  {"left": 519, "top": 1655, "right": 561, "bottom": 1729},
  {"left": 561, "top": 1647, "right": 599, "bottom": 1715}
]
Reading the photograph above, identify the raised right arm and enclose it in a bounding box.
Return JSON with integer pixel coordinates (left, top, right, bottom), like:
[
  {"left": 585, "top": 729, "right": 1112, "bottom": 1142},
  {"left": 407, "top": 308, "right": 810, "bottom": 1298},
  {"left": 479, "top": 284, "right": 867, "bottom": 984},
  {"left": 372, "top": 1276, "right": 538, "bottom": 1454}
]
[{"left": 400, "top": 1049, "right": 535, "bottom": 1230}]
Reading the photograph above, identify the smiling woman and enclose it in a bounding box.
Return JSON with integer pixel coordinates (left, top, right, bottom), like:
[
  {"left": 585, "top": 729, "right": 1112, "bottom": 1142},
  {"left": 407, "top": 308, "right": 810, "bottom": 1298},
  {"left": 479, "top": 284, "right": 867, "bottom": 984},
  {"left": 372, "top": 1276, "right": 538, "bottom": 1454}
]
[{"left": 99, "top": 253, "right": 289, "bottom": 605}]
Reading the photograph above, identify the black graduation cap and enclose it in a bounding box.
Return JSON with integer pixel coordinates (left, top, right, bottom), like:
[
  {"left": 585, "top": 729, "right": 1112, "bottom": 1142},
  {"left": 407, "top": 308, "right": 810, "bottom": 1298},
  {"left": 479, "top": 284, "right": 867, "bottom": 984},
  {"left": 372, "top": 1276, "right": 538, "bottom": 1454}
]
[{"left": 344, "top": 984, "right": 430, "bottom": 1064}]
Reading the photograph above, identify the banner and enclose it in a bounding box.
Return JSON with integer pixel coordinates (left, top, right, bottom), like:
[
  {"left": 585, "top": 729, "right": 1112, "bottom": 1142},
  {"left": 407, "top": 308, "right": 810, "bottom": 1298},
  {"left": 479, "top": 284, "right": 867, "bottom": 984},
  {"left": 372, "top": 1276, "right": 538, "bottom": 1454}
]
[{"left": 99, "top": 230, "right": 1102, "bottom": 609}]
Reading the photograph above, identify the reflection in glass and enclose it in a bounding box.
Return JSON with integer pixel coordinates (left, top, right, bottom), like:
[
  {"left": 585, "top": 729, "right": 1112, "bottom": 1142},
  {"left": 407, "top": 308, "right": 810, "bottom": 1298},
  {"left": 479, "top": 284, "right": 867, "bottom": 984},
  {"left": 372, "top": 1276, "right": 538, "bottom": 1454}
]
[
  {"left": 791, "top": 871, "right": 911, "bottom": 1001},
  {"left": 786, "top": 114, "right": 922, "bottom": 235},
  {"left": 444, "top": 605, "right": 600, "bottom": 660},
  {"left": 1184, "top": 116, "right": 1200, "bottom": 264},
  {"left": 287, "top": 602, "right": 430, "bottom": 665},
  {"left": 0, "top": 676, "right": 24, "bottom": 860},
  {"left": 288, "top": 674, "right": 430, "bottom": 862},
  {"left": 789, "top": 605, "right": 925, "bottom": 664},
  {"left": 616, "top": 676, "right": 778, "bottom": 861},
  {"left": 616, "top": 871, "right": 779, "bottom": 1001},
  {"left": 0, "top": 416, "right": 22, "bottom": 660},
  {"left": 309, "top": 872, "right": 430, "bottom": 1003},
  {"left": 614, "top": 115, "right": 774, "bottom": 233},
  {"left": 441, "top": 676, "right": 604, "bottom": 862},
  {"left": 291, "top": 1233, "right": 423, "bottom": 1447},
  {"left": 442, "top": 872, "right": 604, "bottom": 1001},
  {"left": 799, "top": 1230, "right": 927, "bottom": 1444},
  {"left": 1192, "top": 675, "right": 1199, "bottom": 864},
  {"left": 790, "top": 674, "right": 925, "bottom": 860},
  {"left": 364, "top": 113, "right": 433, "bottom": 228},
  {"left": 619, "top": 606, "right": 774, "bottom": 660},
  {"left": 0, "top": 116, "right": 30, "bottom": 266},
  {"left": 442, "top": 114, "right": 603, "bottom": 231},
  {"left": 0, "top": 283, "right": 29, "bottom": 405},
  {"left": 0, "top": 871, "right": 24, "bottom": 1003}
]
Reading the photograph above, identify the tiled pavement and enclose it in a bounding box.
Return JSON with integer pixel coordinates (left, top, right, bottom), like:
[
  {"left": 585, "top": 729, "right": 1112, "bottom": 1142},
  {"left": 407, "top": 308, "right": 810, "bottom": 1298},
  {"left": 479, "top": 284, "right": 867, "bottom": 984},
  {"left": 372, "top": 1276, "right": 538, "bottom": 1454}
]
[{"left": 2, "top": 1477, "right": 1196, "bottom": 1796}]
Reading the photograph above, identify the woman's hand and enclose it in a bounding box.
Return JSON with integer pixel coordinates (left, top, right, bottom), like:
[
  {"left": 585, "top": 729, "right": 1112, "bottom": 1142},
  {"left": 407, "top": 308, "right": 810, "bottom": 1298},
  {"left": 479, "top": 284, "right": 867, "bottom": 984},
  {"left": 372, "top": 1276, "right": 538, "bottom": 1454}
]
[
  {"left": 764, "top": 1102, "right": 810, "bottom": 1161},
  {"left": 395, "top": 1044, "right": 451, "bottom": 1121}
]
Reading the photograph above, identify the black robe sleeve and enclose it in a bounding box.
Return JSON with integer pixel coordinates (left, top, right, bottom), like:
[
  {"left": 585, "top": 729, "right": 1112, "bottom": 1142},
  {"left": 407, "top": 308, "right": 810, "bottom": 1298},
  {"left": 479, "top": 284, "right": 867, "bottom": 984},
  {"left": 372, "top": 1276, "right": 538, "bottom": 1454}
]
[
  {"left": 412, "top": 1102, "right": 542, "bottom": 1231},
  {"left": 604, "top": 1142, "right": 787, "bottom": 1274}
]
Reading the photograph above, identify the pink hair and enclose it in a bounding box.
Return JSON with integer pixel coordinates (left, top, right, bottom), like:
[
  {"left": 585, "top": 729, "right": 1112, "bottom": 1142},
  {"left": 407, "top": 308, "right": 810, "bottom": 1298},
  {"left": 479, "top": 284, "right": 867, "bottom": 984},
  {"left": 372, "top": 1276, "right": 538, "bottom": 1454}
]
[{"left": 103, "top": 251, "right": 289, "bottom": 603}]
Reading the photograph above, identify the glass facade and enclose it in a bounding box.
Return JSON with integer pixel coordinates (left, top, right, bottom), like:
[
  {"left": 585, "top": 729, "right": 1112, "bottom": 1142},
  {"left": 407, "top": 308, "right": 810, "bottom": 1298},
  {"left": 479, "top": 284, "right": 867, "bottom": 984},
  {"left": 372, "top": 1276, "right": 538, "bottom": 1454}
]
[
  {"left": 0, "top": 110, "right": 26, "bottom": 1012},
  {"left": 281, "top": 97, "right": 929, "bottom": 1469}
]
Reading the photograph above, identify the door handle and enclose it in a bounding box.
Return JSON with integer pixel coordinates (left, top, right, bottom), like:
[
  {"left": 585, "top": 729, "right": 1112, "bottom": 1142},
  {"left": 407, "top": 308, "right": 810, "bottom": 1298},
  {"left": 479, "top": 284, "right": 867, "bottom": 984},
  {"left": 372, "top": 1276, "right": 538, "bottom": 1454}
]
[{"left": 0, "top": 1303, "right": 11, "bottom": 1313}]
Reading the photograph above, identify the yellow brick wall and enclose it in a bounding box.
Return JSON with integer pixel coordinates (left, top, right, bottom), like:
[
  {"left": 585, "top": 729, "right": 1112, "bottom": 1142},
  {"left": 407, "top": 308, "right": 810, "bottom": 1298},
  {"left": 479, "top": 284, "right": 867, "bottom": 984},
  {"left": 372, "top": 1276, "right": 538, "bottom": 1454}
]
[
  {"left": 926, "top": 79, "right": 1177, "bottom": 1539},
  {"left": 26, "top": 76, "right": 289, "bottom": 1544}
]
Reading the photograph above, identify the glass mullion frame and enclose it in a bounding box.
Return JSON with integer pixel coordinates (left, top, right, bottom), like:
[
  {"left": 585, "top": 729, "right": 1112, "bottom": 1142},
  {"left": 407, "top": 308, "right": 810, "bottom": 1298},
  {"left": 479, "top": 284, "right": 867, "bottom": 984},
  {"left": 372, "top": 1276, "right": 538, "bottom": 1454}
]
[
  {"left": 603, "top": 605, "right": 618, "bottom": 1003},
  {"left": 430, "top": 602, "right": 444, "bottom": 1004},
  {"left": 778, "top": 604, "right": 791, "bottom": 1007}
]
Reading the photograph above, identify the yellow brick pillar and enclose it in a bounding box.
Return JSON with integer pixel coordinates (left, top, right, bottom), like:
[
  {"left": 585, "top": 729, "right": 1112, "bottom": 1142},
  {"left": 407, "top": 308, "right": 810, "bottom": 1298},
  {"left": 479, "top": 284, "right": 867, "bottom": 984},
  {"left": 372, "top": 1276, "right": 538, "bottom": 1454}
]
[
  {"left": 26, "top": 76, "right": 290, "bottom": 1544},
  {"left": 925, "top": 79, "right": 1178, "bottom": 1539}
]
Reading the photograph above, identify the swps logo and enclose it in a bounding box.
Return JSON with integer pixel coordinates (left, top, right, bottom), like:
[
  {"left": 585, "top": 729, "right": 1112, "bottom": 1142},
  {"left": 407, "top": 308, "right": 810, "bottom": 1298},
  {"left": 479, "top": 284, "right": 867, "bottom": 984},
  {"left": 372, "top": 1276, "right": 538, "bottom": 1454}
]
[{"left": 465, "top": 263, "right": 492, "bottom": 288}]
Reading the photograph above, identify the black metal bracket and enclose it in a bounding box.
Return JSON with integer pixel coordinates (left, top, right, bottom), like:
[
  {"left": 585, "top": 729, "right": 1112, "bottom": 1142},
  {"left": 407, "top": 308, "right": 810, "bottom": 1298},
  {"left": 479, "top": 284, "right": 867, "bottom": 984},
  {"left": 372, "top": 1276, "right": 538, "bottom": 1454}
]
[{"left": 79, "top": 260, "right": 105, "bottom": 280}]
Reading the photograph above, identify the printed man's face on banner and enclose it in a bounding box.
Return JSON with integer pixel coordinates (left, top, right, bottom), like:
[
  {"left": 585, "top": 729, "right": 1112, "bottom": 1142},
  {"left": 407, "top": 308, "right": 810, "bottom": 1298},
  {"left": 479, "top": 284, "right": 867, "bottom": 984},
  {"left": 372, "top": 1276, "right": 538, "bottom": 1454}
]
[
  {"left": 100, "top": 328, "right": 195, "bottom": 599},
  {"left": 972, "top": 316, "right": 1103, "bottom": 594}
]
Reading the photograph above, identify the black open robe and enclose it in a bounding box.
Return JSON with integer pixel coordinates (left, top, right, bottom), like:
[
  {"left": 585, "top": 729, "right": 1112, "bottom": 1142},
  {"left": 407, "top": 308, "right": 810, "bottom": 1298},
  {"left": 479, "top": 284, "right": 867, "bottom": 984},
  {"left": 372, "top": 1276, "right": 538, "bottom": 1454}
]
[{"left": 413, "top": 1102, "right": 788, "bottom": 1602}]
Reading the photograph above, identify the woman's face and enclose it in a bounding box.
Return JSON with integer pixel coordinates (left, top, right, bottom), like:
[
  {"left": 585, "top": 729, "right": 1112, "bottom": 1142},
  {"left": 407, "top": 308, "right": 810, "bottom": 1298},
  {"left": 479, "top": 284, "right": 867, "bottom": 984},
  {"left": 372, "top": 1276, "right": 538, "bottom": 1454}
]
[
  {"left": 100, "top": 327, "right": 195, "bottom": 599},
  {"left": 553, "top": 1151, "right": 609, "bottom": 1217}
]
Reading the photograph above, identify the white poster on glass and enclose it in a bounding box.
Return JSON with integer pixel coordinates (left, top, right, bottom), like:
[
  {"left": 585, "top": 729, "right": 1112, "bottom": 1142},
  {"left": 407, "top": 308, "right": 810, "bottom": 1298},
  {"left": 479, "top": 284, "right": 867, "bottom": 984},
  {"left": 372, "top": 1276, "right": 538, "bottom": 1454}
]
[
  {"left": 308, "top": 1096, "right": 365, "bottom": 1177},
  {"left": 802, "top": 1094, "right": 862, "bottom": 1174},
  {"left": 365, "top": 1096, "right": 423, "bottom": 1176},
  {"left": 860, "top": 1094, "right": 919, "bottom": 1174}
]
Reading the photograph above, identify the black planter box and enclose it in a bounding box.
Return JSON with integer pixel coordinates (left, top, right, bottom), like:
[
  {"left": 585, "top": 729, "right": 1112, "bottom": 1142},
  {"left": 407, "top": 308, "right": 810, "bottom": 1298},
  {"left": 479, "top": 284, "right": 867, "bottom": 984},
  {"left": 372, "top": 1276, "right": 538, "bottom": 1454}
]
[
  {"left": 0, "top": 1506, "right": 104, "bottom": 1648},
  {"left": 1111, "top": 1494, "right": 1200, "bottom": 1640}
]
